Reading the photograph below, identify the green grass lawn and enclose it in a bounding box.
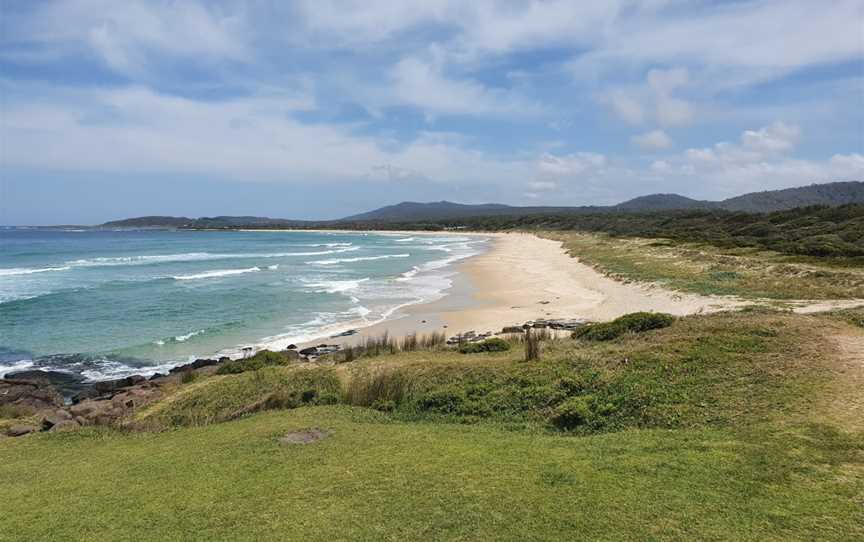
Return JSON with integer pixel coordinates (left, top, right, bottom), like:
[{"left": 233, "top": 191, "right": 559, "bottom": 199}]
[
  {"left": 2, "top": 310, "right": 862, "bottom": 541},
  {"left": 2, "top": 407, "right": 861, "bottom": 542}
]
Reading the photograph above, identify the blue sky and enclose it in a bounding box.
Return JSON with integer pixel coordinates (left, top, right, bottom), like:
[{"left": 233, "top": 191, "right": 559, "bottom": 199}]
[{"left": 1, "top": 0, "right": 862, "bottom": 225}]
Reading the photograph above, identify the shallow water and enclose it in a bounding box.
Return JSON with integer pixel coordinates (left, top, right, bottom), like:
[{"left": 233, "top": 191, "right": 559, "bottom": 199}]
[{"left": 0, "top": 228, "right": 486, "bottom": 380}]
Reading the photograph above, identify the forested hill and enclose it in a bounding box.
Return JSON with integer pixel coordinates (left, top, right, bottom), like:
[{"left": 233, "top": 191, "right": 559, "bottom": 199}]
[
  {"left": 345, "top": 181, "right": 863, "bottom": 222},
  {"left": 94, "top": 181, "right": 862, "bottom": 229},
  {"left": 369, "top": 204, "right": 864, "bottom": 259}
]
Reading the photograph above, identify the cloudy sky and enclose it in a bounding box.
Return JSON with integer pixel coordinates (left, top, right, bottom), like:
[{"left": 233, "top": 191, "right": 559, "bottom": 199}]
[{"left": 1, "top": 0, "right": 862, "bottom": 224}]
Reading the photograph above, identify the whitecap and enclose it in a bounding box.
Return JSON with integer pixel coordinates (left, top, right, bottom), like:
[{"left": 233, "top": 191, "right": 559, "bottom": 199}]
[
  {"left": 172, "top": 267, "right": 261, "bottom": 280},
  {"left": 305, "top": 277, "right": 370, "bottom": 293},
  {"left": 174, "top": 329, "right": 205, "bottom": 342},
  {"left": 309, "top": 254, "right": 410, "bottom": 266},
  {"left": 0, "top": 266, "right": 71, "bottom": 277}
]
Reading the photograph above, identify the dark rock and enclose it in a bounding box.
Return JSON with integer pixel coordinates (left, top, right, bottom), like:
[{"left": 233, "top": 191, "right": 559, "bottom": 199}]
[
  {"left": 5, "top": 370, "right": 84, "bottom": 386},
  {"left": 41, "top": 410, "right": 72, "bottom": 430},
  {"left": 91, "top": 376, "right": 141, "bottom": 393},
  {"left": 299, "top": 347, "right": 318, "bottom": 356},
  {"left": 285, "top": 345, "right": 297, "bottom": 350},
  {"left": 218, "top": 356, "right": 231, "bottom": 363},
  {"left": 48, "top": 419, "right": 80, "bottom": 432},
  {"left": 149, "top": 373, "right": 165, "bottom": 381},
  {"left": 501, "top": 326, "right": 525, "bottom": 334},
  {"left": 4, "top": 370, "right": 88, "bottom": 397},
  {"left": 0, "top": 380, "right": 64, "bottom": 411},
  {"left": 169, "top": 358, "right": 217, "bottom": 374},
  {"left": 6, "top": 425, "right": 38, "bottom": 437}
]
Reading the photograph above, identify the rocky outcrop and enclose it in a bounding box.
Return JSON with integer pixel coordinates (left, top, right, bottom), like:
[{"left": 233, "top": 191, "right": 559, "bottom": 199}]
[
  {"left": 0, "top": 379, "right": 64, "bottom": 412},
  {"left": 4, "top": 370, "right": 88, "bottom": 397}
]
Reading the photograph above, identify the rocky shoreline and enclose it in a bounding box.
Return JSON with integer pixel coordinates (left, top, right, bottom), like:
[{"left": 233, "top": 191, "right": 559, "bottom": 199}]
[{"left": 2, "top": 318, "right": 588, "bottom": 438}]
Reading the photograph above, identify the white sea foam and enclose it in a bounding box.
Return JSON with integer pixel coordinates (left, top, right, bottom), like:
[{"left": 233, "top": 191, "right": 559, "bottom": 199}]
[
  {"left": 308, "top": 253, "right": 410, "bottom": 265},
  {"left": 78, "top": 359, "right": 182, "bottom": 381},
  {"left": 174, "top": 329, "right": 205, "bottom": 342},
  {"left": 173, "top": 267, "right": 261, "bottom": 280},
  {"left": 394, "top": 237, "right": 416, "bottom": 242},
  {"left": 0, "top": 359, "right": 34, "bottom": 377},
  {"left": 267, "top": 264, "right": 279, "bottom": 270},
  {"left": 0, "top": 266, "right": 71, "bottom": 277},
  {"left": 65, "top": 247, "right": 358, "bottom": 268},
  {"left": 306, "top": 277, "right": 370, "bottom": 293}
]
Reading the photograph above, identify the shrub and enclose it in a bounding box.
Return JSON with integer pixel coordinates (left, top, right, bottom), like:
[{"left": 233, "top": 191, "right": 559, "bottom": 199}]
[
  {"left": 550, "top": 396, "right": 594, "bottom": 429},
  {"left": 574, "top": 312, "right": 674, "bottom": 341},
  {"left": 417, "top": 388, "right": 467, "bottom": 414},
  {"left": 216, "top": 350, "right": 293, "bottom": 375},
  {"left": 459, "top": 337, "right": 511, "bottom": 354},
  {"left": 180, "top": 370, "right": 198, "bottom": 384}
]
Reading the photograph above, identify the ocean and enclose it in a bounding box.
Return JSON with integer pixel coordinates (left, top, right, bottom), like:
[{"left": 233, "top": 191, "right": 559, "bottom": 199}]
[{"left": 0, "top": 228, "right": 487, "bottom": 380}]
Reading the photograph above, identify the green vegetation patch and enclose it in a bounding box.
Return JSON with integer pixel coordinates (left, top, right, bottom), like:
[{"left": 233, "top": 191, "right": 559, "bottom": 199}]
[
  {"left": 216, "top": 350, "right": 296, "bottom": 375},
  {"left": 574, "top": 312, "right": 675, "bottom": 341},
  {"left": 458, "top": 337, "right": 511, "bottom": 354},
  {"left": 545, "top": 231, "right": 864, "bottom": 299},
  {"left": 136, "top": 366, "right": 340, "bottom": 428}
]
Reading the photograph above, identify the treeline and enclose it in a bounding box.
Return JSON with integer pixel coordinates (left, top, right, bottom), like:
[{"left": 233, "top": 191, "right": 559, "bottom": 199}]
[{"left": 338, "top": 204, "right": 864, "bottom": 258}]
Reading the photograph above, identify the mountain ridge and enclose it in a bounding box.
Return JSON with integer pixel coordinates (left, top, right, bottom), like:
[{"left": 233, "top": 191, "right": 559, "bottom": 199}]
[{"left": 97, "top": 181, "right": 862, "bottom": 228}]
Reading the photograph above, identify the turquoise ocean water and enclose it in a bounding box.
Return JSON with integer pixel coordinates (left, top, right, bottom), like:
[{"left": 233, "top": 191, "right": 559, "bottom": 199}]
[{"left": 0, "top": 229, "right": 486, "bottom": 380}]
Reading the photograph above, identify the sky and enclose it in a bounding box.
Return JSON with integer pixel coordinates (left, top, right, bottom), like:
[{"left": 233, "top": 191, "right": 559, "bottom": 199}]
[{"left": 1, "top": 0, "right": 863, "bottom": 225}]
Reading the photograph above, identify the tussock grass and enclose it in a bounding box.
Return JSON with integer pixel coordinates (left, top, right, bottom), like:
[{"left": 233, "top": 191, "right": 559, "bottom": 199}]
[
  {"left": 334, "top": 330, "right": 448, "bottom": 363},
  {"left": 135, "top": 366, "right": 340, "bottom": 428}
]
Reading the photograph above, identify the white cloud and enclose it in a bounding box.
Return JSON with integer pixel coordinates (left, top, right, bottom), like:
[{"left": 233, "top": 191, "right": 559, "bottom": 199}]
[
  {"left": 632, "top": 130, "right": 673, "bottom": 150},
  {"left": 604, "top": 67, "right": 694, "bottom": 127},
  {"left": 0, "top": 84, "right": 532, "bottom": 185},
  {"left": 608, "top": 91, "right": 644, "bottom": 124},
  {"left": 652, "top": 122, "right": 862, "bottom": 197},
  {"left": 527, "top": 180, "right": 557, "bottom": 190},
  {"left": 22, "top": 0, "right": 248, "bottom": 77},
  {"left": 741, "top": 122, "right": 801, "bottom": 154},
  {"left": 389, "top": 56, "right": 542, "bottom": 117},
  {"left": 537, "top": 152, "right": 607, "bottom": 177}
]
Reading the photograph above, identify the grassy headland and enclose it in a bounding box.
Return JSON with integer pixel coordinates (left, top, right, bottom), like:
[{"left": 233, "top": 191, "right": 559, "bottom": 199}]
[{"left": 2, "top": 308, "right": 862, "bottom": 541}]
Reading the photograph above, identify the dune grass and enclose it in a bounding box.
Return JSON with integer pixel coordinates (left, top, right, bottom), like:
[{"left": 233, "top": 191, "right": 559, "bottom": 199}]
[{"left": 544, "top": 232, "right": 864, "bottom": 299}]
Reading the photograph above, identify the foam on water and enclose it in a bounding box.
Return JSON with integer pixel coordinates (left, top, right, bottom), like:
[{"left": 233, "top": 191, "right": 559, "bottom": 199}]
[
  {"left": 305, "top": 277, "right": 370, "bottom": 293},
  {"left": 1, "top": 229, "right": 489, "bottom": 381},
  {"left": 309, "top": 253, "right": 410, "bottom": 265},
  {"left": 0, "top": 266, "right": 71, "bottom": 276},
  {"left": 172, "top": 267, "right": 262, "bottom": 280}
]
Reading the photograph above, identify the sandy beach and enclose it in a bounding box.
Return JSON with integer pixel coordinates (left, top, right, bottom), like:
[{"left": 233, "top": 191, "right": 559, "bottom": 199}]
[
  {"left": 304, "top": 232, "right": 749, "bottom": 348},
  {"left": 297, "top": 231, "right": 864, "bottom": 350}
]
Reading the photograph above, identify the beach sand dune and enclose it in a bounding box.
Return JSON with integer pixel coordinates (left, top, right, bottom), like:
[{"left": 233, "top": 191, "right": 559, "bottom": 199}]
[
  {"left": 438, "top": 233, "right": 746, "bottom": 333},
  {"left": 313, "top": 232, "right": 864, "bottom": 349}
]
